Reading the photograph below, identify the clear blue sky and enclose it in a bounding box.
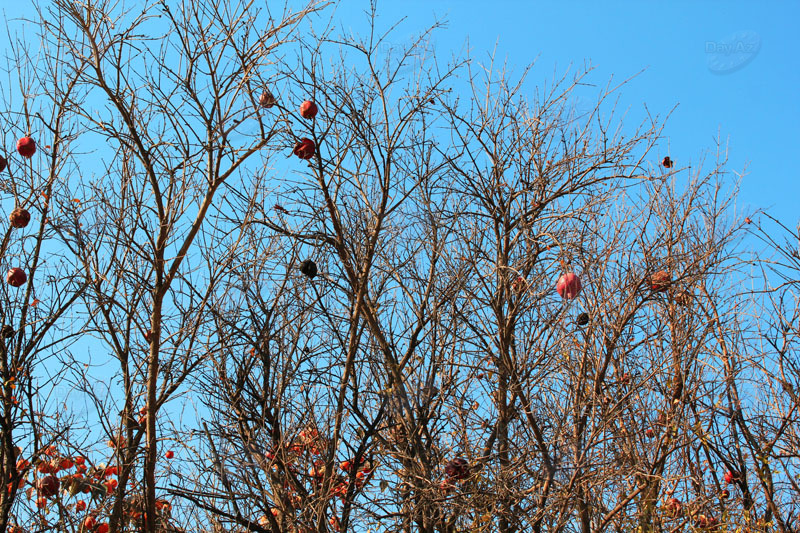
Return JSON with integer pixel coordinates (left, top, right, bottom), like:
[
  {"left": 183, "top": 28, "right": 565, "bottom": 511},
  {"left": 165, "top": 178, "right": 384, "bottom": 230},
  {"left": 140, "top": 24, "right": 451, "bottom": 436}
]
[{"left": 327, "top": 0, "right": 799, "bottom": 227}]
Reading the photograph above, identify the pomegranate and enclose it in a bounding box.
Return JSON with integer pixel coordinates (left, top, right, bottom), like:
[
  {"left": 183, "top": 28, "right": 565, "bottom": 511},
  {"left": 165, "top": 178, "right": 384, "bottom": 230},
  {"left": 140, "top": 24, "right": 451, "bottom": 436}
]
[
  {"left": 649, "top": 270, "right": 670, "bottom": 292},
  {"left": 16, "top": 137, "right": 36, "bottom": 158},
  {"left": 444, "top": 457, "right": 469, "bottom": 481},
  {"left": 512, "top": 276, "right": 526, "bottom": 293},
  {"left": 38, "top": 475, "right": 60, "bottom": 498},
  {"left": 9, "top": 207, "right": 31, "bottom": 228},
  {"left": 293, "top": 138, "right": 316, "bottom": 160},
  {"left": 556, "top": 272, "right": 581, "bottom": 299},
  {"left": 662, "top": 156, "right": 673, "bottom": 168},
  {"left": 300, "top": 100, "right": 318, "bottom": 119},
  {"left": 0, "top": 155, "right": 6, "bottom": 172},
  {"left": 300, "top": 259, "right": 317, "bottom": 279},
  {"left": 6, "top": 268, "right": 27, "bottom": 287},
  {"left": 259, "top": 90, "right": 277, "bottom": 108},
  {"left": 665, "top": 497, "right": 682, "bottom": 515}
]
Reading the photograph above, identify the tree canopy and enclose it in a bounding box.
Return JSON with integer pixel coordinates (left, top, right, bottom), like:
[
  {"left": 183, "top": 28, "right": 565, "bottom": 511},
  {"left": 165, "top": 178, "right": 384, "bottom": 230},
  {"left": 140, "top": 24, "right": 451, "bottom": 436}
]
[{"left": 0, "top": 2, "right": 797, "bottom": 532}]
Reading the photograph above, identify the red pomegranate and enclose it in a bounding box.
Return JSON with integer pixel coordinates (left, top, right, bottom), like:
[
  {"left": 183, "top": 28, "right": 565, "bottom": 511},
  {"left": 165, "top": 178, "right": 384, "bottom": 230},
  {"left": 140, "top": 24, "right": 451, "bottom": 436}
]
[
  {"left": 556, "top": 272, "right": 581, "bottom": 299},
  {"left": 724, "top": 470, "right": 736, "bottom": 484},
  {"left": 259, "top": 90, "right": 277, "bottom": 108},
  {"left": 444, "top": 457, "right": 469, "bottom": 481},
  {"left": 9, "top": 207, "right": 31, "bottom": 229},
  {"left": 662, "top": 156, "right": 673, "bottom": 168},
  {"left": 16, "top": 137, "right": 36, "bottom": 158},
  {"left": 38, "top": 475, "right": 60, "bottom": 498},
  {"left": 650, "top": 271, "right": 670, "bottom": 292},
  {"left": 300, "top": 100, "right": 318, "bottom": 119},
  {"left": 665, "top": 497, "right": 682, "bottom": 515},
  {"left": 0, "top": 155, "right": 6, "bottom": 172},
  {"left": 512, "top": 276, "right": 526, "bottom": 293},
  {"left": 293, "top": 138, "right": 316, "bottom": 160},
  {"left": 6, "top": 268, "right": 27, "bottom": 287}
]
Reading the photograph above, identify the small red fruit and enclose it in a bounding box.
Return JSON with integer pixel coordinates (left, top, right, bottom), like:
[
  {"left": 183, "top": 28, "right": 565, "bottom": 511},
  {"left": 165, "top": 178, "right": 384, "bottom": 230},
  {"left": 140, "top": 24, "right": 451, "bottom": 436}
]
[
  {"left": 84, "top": 516, "right": 97, "bottom": 529},
  {"left": 293, "top": 138, "right": 316, "bottom": 160},
  {"left": 645, "top": 428, "right": 655, "bottom": 438},
  {"left": 665, "top": 497, "right": 681, "bottom": 515},
  {"left": 662, "top": 156, "right": 673, "bottom": 168},
  {"left": 720, "top": 488, "right": 730, "bottom": 499},
  {"left": 649, "top": 270, "right": 670, "bottom": 292},
  {"left": 745, "top": 217, "right": 752, "bottom": 224},
  {"left": 512, "top": 276, "right": 526, "bottom": 293},
  {"left": 37, "top": 475, "right": 60, "bottom": 498},
  {"left": 300, "top": 100, "right": 318, "bottom": 119},
  {"left": 9, "top": 207, "right": 31, "bottom": 229},
  {"left": 6, "top": 268, "right": 27, "bottom": 287},
  {"left": 36, "top": 496, "right": 47, "bottom": 509},
  {"left": 556, "top": 272, "right": 582, "bottom": 299},
  {"left": 74, "top": 456, "right": 86, "bottom": 466},
  {"left": 17, "top": 137, "right": 36, "bottom": 158},
  {"left": 97, "top": 523, "right": 109, "bottom": 533},
  {"left": 724, "top": 470, "right": 736, "bottom": 484},
  {"left": 444, "top": 457, "right": 469, "bottom": 481},
  {"left": 76, "top": 499, "right": 86, "bottom": 511},
  {"left": 165, "top": 450, "right": 174, "bottom": 459},
  {"left": 0, "top": 155, "right": 6, "bottom": 172},
  {"left": 339, "top": 460, "right": 352, "bottom": 472},
  {"left": 259, "top": 90, "right": 277, "bottom": 109}
]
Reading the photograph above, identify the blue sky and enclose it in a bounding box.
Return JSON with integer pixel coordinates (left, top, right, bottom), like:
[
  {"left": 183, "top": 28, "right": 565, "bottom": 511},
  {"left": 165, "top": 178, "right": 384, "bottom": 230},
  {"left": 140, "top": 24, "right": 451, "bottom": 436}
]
[
  {"left": 3, "top": 1, "right": 796, "bottom": 224},
  {"left": 328, "top": 0, "right": 799, "bottom": 227}
]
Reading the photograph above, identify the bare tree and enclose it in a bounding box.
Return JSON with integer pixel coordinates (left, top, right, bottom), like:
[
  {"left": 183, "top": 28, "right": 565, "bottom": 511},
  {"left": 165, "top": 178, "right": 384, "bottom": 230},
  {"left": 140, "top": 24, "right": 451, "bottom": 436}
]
[{"left": 1, "top": 1, "right": 796, "bottom": 533}]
